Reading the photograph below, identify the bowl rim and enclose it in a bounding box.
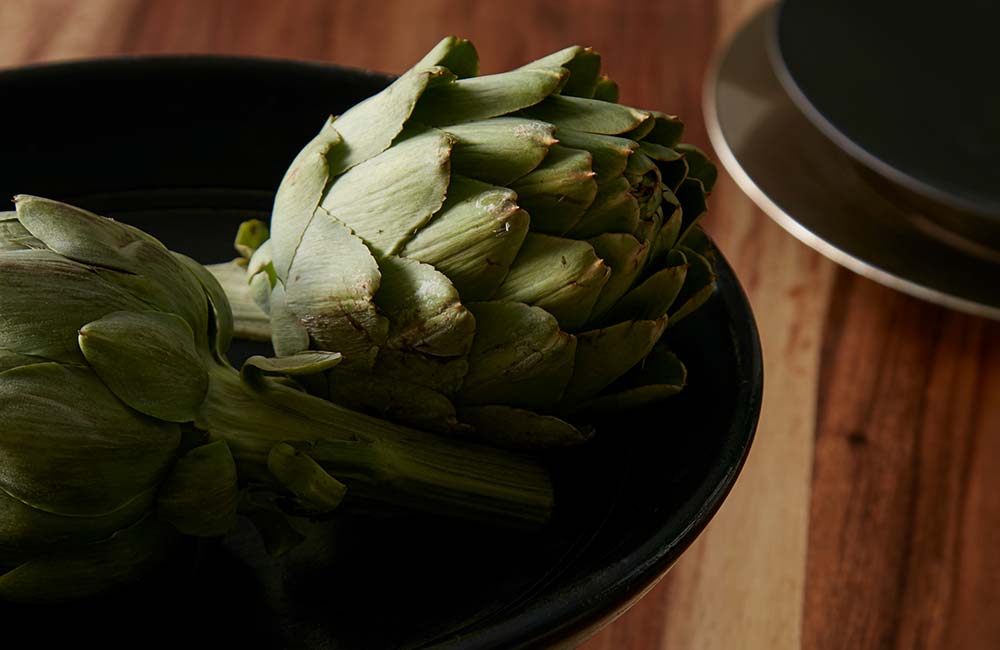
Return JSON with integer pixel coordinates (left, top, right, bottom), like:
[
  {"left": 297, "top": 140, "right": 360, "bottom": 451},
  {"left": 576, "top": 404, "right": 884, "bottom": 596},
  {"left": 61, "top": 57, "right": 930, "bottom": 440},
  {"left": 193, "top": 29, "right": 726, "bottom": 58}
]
[{"left": 0, "top": 54, "right": 763, "bottom": 649}]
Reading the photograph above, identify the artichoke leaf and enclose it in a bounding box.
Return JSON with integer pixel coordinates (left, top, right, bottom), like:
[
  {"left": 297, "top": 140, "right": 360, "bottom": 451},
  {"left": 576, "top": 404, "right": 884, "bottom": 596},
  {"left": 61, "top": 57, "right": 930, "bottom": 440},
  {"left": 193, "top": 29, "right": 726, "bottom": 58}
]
[
  {"left": 668, "top": 245, "right": 716, "bottom": 325},
  {"left": 94, "top": 266, "right": 209, "bottom": 347},
  {"left": 417, "top": 36, "right": 479, "bottom": 78},
  {"left": 374, "top": 256, "right": 476, "bottom": 394},
  {"left": 458, "top": 301, "right": 576, "bottom": 409},
  {"left": 375, "top": 255, "right": 476, "bottom": 358},
  {"left": 79, "top": 310, "right": 209, "bottom": 423},
  {"left": 592, "top": 75, "right": 619, "bottom": 102},
  {"left": 622, "top": 113, "right": 655, "bottom": 142},
  {"left": 0, "top": 363, "right": 181, "bottom": 517},
  {"left": 649, "top": 190, "right": 683, "bottom": 263},
  {"left": 509, "top": 145, "right": 598, "bottom": 235},
  {"left": 269, "top": 120, "right": 341, "bottom": 280},
  {"left": 676, "top": 143, "right": 718, "bottom": 193},
  {"left": 518, "top": 44, "right": 586, "bottom": 72},
  {"left": 515, "top": 44, "right": 598, "bottom": 95},
  {"left": 447, "top": 117, "right": 556, "bottom": 185},
  {"left": 658, "top": 153, "right": 689, "bottom": 193},
  {"left": 552, "top": 129, "right": 636, "bottom": 183},
  {"left": 641, "top": 111, "right": 685, "bottom": 148},
  {"left": 605, "top": 248, "right": 688, "bottom": 324},
  {"left": 624, "top": 150, "right": 663, "bottom": 218},
  {"left": 243, "top": 351, "right": 343, "bottom": 375},
  {"left": 493, "top": 233, "right": 610, "bottom": 331},
  {"left": 624, "top": 146, "right": 659, "bottom": 180},
  {"left": 679, "top": 223, "right": 714, "bottom": 254},
  {"left": 633, "top": 207, "right": 664, "bottom": 254},
  {"left": 372, "top": 349, "right": 470, "bottom": 396},
  {"left": 0, "top": 213, "right": 44, "bottom": 251},
  {"left": 0, "top": 485, "right": 154, "bottom": 564},
  {"left": 676, "top": 177, "right": 709, "bottom": 244},
  {"left": 266, "top": 281, "right": 311, "bottom": 357},
  {"left": 0, "top": 249, "right": 147, "bottom": 363},
  {"left": 638, "top": 140, "right": 682, "bottom": 164},
  {"left": 400, "top": 176, "right": 529, "bottom": 301},
  {"left": 267, "top": 443, "right": 347, "bottom": 515},
  {"left": 247, "top": 238, "right": 276, "bottom": 280},
  {"left": 234, "top": 219, "right": 269, "bottom": 259},
  {"left": 412, "top": 65, "right": 568, "bottom": 126},
  {"left": 246, "top": 238, "right": 278, "bottom": 316},
  {"left": 240, "top": 351, "right": 343, "bottom": 389},
  {"left": 321, "top": 127, "right": 452, "bottom": 258},
  {"left": 558, "top": 48, "right": 602, "bottom": 98},
  {"left": 0, "top": 514, "right": 173, "bottom": 604},
  {"left": 622, "top": 342, "right": 688, "bottom": 386},
  {"left": 0, "top": 349, "right": 52, "bottom": 373},
  {"left": 157, "top": 440, "right": 239, "bottom": 537},
  {"left": 14, "top": 197, "right": 209, "bottom": 338},
  {"left": 587, "top": 233, "right": 649, "bottom": 322},
  {"left": 457, "top": 405, "right": 591, "bottom": 450},
  {"left": 638, "top": 141, "right": 685, "bottom": 193},
  {"left": 521, "top": 94, "right": 650, "bottom": 135},
  {"left": 572, "top": 345, "right": 687, "bottom": 413},
  {"left": 562, "top": 317, "right": 668, "bottom": 404},
  {"left": 249, "top": 270, "right": 273, "bottom": 314},
  {"left": 173, "top": 252, "right": 237, "bottom": 358},
  {"left": 282, "top": 209, "right": 388, "bottom": 367},
  {"left": 579, "top": 384, "right": 684, "bottom": 413},
  {"left": 329, "top": 63, "right": 453, "bottom": 175},
  {"left": 564, "top": 177, "right": 640, "bottom": 239},
  {"left": 14, "top": 195, "right": 161, "bottom": 274}
]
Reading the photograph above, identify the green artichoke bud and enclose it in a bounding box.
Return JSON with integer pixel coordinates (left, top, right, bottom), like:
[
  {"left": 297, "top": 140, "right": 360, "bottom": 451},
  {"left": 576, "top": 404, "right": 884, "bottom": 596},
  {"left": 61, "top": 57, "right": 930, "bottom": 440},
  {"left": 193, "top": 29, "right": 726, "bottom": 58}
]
[
  {"left": 228, "top": 37, "right": 717, "bottom": 447},
  {"left": 0, "top": 197, "right": 552, "bottom": 603}
]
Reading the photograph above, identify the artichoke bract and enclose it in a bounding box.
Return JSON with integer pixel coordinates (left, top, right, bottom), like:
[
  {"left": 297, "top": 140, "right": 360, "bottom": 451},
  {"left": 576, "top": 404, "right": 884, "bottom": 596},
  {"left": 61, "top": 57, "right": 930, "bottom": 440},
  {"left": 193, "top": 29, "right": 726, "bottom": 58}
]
[
  {"left": 233, "top": 37, "right": 718, "bottom": 446},
  {"left": 0, "top": 197, "right": 552, "bottom": 603}
]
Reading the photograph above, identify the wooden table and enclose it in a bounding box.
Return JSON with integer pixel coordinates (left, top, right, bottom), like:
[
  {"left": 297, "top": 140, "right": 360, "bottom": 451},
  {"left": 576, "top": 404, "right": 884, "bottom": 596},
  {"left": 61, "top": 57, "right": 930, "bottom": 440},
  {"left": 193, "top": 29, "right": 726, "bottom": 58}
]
[{"left": 3, "top": 1, "right": 997, "bottom": 647}]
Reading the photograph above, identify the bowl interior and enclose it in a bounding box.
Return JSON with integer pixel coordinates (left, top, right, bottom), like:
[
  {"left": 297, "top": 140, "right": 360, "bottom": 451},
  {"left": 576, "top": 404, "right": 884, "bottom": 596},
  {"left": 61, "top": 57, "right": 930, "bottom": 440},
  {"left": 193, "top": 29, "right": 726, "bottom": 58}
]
[{"left": 0, "top": 57, "right": 761, "bottom": 649}]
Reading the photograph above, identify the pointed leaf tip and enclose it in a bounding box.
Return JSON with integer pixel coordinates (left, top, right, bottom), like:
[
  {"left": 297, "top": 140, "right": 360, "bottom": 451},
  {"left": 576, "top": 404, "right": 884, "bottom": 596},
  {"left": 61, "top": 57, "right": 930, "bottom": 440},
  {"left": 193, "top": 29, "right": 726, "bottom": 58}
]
[{"left": 78, "top": 310, "right": 209, "bottom": 423}]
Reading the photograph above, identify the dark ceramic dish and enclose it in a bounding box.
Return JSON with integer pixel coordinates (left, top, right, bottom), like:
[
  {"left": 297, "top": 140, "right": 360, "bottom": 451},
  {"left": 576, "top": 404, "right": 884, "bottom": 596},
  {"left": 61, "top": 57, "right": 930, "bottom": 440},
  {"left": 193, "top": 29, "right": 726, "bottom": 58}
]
[
  {"left": 771, "top": 0, "right": 1000, "bottom": 248},
  {"left": 0, "top": 57, "right": 762, "bottom": 649}
]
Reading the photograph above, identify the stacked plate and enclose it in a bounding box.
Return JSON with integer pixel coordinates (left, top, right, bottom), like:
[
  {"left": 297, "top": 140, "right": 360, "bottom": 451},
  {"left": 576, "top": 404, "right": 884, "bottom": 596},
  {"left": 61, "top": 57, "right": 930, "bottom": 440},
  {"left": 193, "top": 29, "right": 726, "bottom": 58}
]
[{"left": 705, "top": 1, "right": 1000, "bottom": 318}]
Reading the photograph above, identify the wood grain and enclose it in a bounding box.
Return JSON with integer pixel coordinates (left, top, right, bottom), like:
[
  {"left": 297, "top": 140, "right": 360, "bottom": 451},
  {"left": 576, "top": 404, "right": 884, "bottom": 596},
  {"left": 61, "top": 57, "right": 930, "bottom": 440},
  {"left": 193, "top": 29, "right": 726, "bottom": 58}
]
[
  {"left": 1, "top": 1, "right": 996, "bottom": 648},
  {"left": 805, "top": 276, "right": 1000, "bottom": 650}
]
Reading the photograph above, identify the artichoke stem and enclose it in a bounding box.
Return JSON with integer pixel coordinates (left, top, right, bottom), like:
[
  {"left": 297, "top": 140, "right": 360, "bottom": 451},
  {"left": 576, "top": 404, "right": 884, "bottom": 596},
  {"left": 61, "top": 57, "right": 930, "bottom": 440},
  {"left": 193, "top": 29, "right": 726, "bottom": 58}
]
[{"left": 197, "top": 364, "right": 554, "bottom": 528}]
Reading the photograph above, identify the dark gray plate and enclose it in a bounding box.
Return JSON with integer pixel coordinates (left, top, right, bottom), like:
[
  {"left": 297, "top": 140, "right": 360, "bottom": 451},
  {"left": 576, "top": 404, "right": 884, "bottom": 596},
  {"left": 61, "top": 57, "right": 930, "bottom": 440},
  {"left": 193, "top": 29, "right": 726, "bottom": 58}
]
[
  {"left": 772, "top": 0, "right": 1000, "bottom": 228},
  {"left": 0, "top": 56, "right": 761, "bottom": 648},
  {"left": 705, "top": 5, "right": 1000, "bottom": 320}
]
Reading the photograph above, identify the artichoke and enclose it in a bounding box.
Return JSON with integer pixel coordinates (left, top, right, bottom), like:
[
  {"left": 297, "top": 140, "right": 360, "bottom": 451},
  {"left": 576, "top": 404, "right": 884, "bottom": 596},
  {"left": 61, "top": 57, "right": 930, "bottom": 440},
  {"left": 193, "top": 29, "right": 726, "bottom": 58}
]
[
  {"left": 228, "top": 37, "right": 718, "bottom": 447},
  {"left": 0, "top": 196, "right": 552, "bottom": 603}
]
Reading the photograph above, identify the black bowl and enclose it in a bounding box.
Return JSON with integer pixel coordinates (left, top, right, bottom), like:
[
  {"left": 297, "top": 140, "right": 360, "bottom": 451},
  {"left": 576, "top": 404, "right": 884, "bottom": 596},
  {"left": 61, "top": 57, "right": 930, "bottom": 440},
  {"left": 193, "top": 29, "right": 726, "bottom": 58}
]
[{"left": 0, "top": 57, "right": 762, "bottom": 649}]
